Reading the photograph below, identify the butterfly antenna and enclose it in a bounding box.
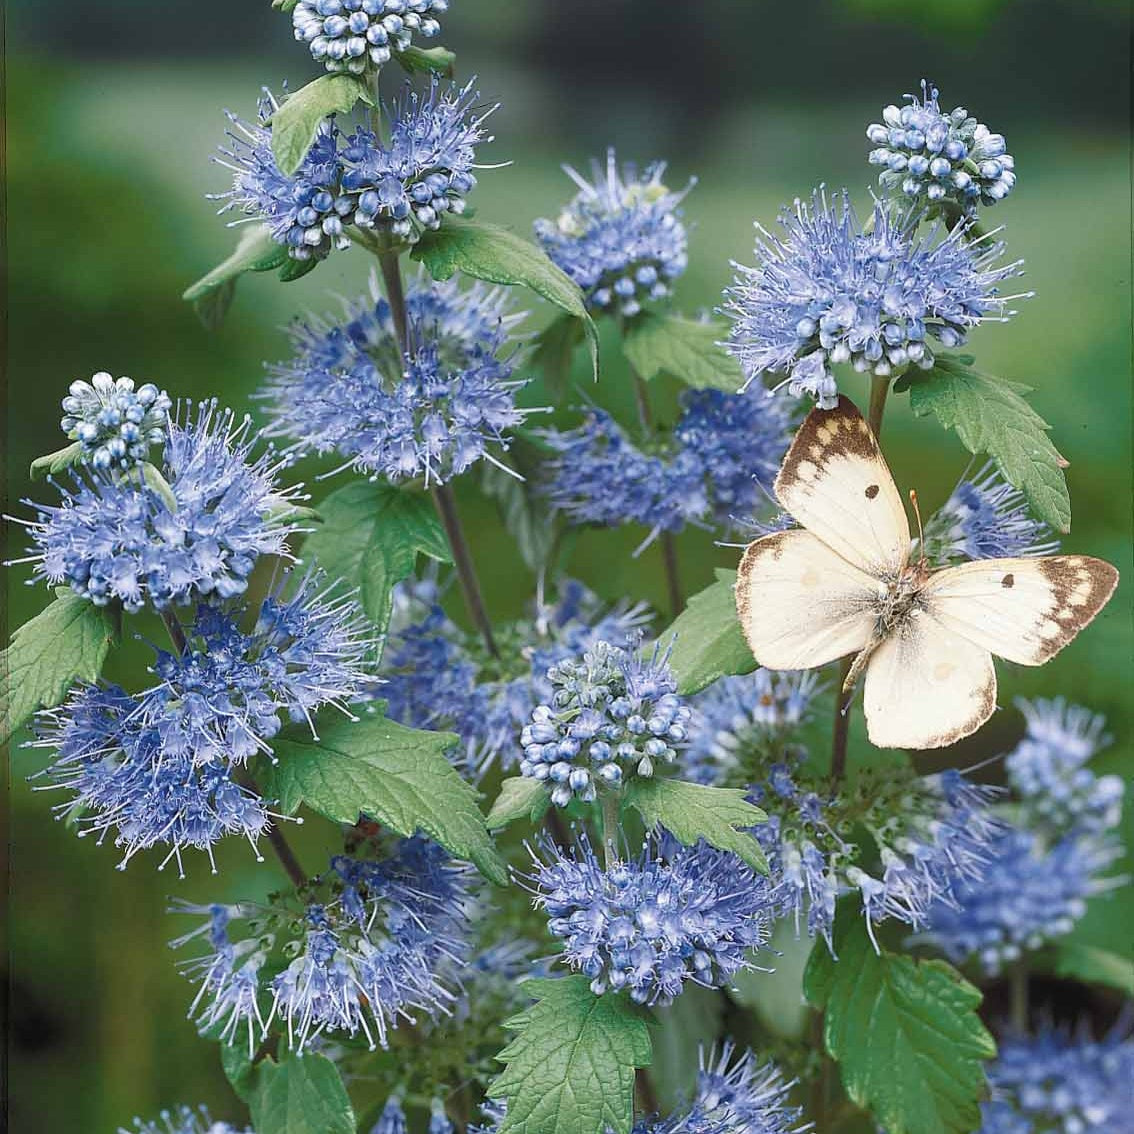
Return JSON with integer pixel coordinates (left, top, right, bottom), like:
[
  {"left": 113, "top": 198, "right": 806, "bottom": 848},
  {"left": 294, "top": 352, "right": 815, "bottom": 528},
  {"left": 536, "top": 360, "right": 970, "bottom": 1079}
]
[{"left": 909, "top": 489, "right": 926, "bottom": 564}]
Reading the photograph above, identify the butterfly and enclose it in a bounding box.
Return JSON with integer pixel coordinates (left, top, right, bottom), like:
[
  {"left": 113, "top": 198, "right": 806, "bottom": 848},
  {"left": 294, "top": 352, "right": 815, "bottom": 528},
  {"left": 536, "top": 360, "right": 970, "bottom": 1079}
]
[{"left": 734, "top": 395, "right": 1119, "bottom": 750}]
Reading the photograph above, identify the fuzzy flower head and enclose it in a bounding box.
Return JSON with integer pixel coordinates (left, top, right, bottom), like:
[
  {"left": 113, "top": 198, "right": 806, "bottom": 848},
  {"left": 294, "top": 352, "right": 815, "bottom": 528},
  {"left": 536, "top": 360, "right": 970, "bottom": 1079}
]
[
  {"left": 921, "top": 463, "right": 1059, "bottom": 565},
  {"left": 262, "top": 271, "right": 528, "bottom": 485},
  {"left": 120, "top": 1105, "right": 252, "bottom": 1134},
  {"left": 292, "top": 0, "right": 447, "bottom": 75},
  {"left": 868, "top": 81, "right": 1016, "bottom": 212},
  {"left": 723, "top": 187, "right": 1025, "bottom": 408},
  {"left": 20, "top": 401, "right": 303, "bottom": 612},
  {"left": 535, "top": 150, "right": 693, "bottom": 318},
  {"left": 60, "top": 372, "right": 171, "bottom": 472},
  {"left": 174, "top": 837, "right": 471, "bottom": 1053},
  {"left": 520, "top": 640, "right": 691, "bottom": 806},
  {"left": 527, "top": 834, "right": 776, "bottom": 1004}
]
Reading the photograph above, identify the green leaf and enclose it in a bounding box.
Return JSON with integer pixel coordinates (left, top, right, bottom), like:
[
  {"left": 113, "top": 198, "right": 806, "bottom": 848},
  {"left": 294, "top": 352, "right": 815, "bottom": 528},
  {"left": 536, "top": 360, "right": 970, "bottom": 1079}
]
[
  {"left": 30, "top": 441, "right": 84, "bottom": 480},
  {"left": 1, "top": 595, "right": 115, "bottom": 744},
  {"left": 905, "top": 355, "right": 1071, "bottom": 532},
  {"left": 657, "top": 569, "right": 755, "bottom": 696},
  {"left": 487, "top": 776, "right": 549, "bottom": 830},
  {"left": 625, "top": 777, "right": 768, "bottom": 873},
  {"left": 301, "top": 481, "right": 451, "bottom": 640},
  {"left": 804, "top": 914, "right": 996, "bottom": 1134},
  {"left": 490, "top": 976, "right": 652, "bottom": 1134},
  {"left": 249, "top": 1050, "right": 355, "bottom": 1134},
  {"left": 395, "top": 44, "right": 457, "bottom": 77},
  {"left": 182, "top": 224, "right": 289, "bottom": 328},
  {"left": 622, "top": 313, "right": 745, "bottom": 392},
  {"left": 220, "top": 1043, "right": 255, "bottom": 1103},
  {"left": 1051, "top": 942, "right": 1134, "bottom": 995},
  {"left": 412, "top": 215, "right": 599, "bottom": 380},
  {"left": 532, "top": 312, "right": 585, "bottom": 402},
  {"left": 260, "top": 714, "right": 507, "bottom": 886},
  {"left": 648, "top": 984, "right": 725, "bottom": 1109},
  {"left": 141, "top": 462, "right": 179, "bottom": 513},
  {"left": 269, "top": 74, "right": 370, "bottom": 176},
  {"left": 480, "top": 461, "right": 555, "bottom": 575}
]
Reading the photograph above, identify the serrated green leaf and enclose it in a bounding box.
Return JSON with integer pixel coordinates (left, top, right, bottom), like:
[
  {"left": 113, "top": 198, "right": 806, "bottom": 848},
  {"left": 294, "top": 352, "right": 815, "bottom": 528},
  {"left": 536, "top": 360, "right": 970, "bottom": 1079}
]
[
  {"left": 1, "top": 595, "right": 115, "bottom": 745},
  {"left": 277, "top": 256, "right": 320, "bottom": 284},
  {"left": 532, "top": 312, "right": 585, "bottom": 402},
  {"left": 622, "top": 313, "right": 744, "bottom": 392},
  {"left": 905, "top": 356, "right": 1071, "bottom": 532},
  {"left": 490, "top": 976, "right": 652, "bottom": 1134},
  {"left": 30, "top": 441, "right": 84, "bottom": 480},
  {"left": 625, "top": 777, "right": 768, "bottom": 873},
  {"left": 259, "top": 714, "right": 507, "bottom": 885},
  {"left": 249, "top": 1050, "right": 355, "bottom": 1134},
  {"left": 487, "top": 776, "right": 549, "bottom": 830},
  {"left": 395, "top": 44, "right": 457, "bottom": 77},
  {"left": 183, "top": 224, "right": 289, "bottom": 327},
  {"left": 804, "top": 913, "right": 996, "bottom": 1134},
  {"left": 220, "top": 1043, "right": 255, "bottom": 1103},
  {"left": 412, "top": 215, "right": 599, "bottom": 381},
  {"left": 1051, "top": 942, "right": 1134, "bottom": 995},
  {"left": 657, "top": 569, "right": 755, "bottom": 696},
  {"left": 269, "top": 74, "right": 369, "bottom": 176},
  {"left": 480, "top": 461, "right": 555, "bottom": 575},
  {"left": 301, "top": 481, "right": 451, "bottom": 641}
]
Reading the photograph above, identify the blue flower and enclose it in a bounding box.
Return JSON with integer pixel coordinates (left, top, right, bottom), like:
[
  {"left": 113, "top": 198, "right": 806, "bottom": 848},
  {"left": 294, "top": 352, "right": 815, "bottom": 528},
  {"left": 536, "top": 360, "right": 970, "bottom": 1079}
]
[
  {"left": 120, "top": 1105, "right": 252, "bottom": 1134},
  {"left": 262, "top": 271, "right": 529, "bottom": 485},
  {"left": 920, "top": 463, "right": 1059, "bottom": 564},
  {"left": 174, "top": 837, "right": 471, "bottom": 1053},
  {"left": 520, "top": 639, "right": 691, "bottom": 806},
  {"left": 60, "top": 372, "right": 171, "bottom": 471},
  {"left": 21, "top": 401, "right": 304, "bottom": 613},
  {"left": 369, "top": 1097, "right": 408, "bottom": 1134},
  {"left": 292, "top": 0, "right": 446, "bottom": 75},
  {"left": 722, "top": 188, "right": 1026, "bottom": 408},
  {"left": 535, "top": 150, "right": 693, "bottom": 317},
  {"left": 868, "top": 81, "right": 1016, "bottom": 211},
  {"left": 527, "top": 834, "right": 776, "bottom": 1005}
]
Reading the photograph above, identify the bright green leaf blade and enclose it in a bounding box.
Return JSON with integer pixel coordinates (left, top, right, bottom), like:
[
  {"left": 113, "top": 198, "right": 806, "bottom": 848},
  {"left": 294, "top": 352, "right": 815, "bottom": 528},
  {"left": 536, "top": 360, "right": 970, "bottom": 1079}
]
[
  {"left": 905, "top": 355, "right": 1071, "bottom": 532},
  {"left": 269, "top": 74, "right": 369, "bottom": 176},
  {"left": 412, "top": 215, "right": 599, "bottom": 380},
  {"left": 301, "top": 481, "right": 451, "bottom": 642},
  {"left": 182, "top": 224, "right": 289, "bottom": 327},
  {"left": 625, "top": 777, "right": 768, "bottom": 873},
  {"left": 487, "top": 776, "right": 549, "bottom": 830},
  {"left": 532, "top": 312, "right": 586, "bottom": 402},
  {"left": 1, "top": 595, "right": 115, "bottom": 744},
  {"left": 220, "top": 1044, "right": 255, "bottom": 1104},
  {"left": 657, "top": 569, "right": 756, "bottom": 696},
  {"left": 395, "top": 44, "right": 457, "bottom": 77},
  {"left": 249, "top": 1051, "right": 356, "bottom": 1134},
  {"left": 622, "top": 313, "right": 745, "bottom": 392},
  {"left": 30, "top": 441, "right": 84, "bottom": 480},
  {"left": 804, "top": 914, "right": 996, "bottom": 1134},
  {"left": 1051, "top": 942, "right": 1134, "bottom": 995},
  {"left": 260, "top": 714, "right": 507, "bottom": 885},
  {"left": 490, "top": 976, "right": 652, "bottom": 1134}
]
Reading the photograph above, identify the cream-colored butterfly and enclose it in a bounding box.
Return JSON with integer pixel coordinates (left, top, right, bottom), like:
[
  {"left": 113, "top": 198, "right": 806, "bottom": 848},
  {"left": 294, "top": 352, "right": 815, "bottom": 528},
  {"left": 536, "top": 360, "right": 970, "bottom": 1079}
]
[{"left": 734, "top": 396, "right": 1119, "bottom": 750}]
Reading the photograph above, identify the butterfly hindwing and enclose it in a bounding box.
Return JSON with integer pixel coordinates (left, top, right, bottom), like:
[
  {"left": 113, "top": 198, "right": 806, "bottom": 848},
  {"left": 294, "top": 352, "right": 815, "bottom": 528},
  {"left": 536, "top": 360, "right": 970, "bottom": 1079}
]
[
  {"left": 735, "top": 529, "right": 883, "bottom": 670},
  {"left": 775, "top": 395, "right": 910, "bottom": 578}
]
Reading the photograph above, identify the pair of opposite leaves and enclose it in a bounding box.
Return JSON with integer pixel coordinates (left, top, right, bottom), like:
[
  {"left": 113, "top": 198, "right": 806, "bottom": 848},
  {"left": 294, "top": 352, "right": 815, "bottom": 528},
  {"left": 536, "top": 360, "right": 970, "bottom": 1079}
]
[{"left": 734, "top": 396, "right": 1118, "bottom": 750}]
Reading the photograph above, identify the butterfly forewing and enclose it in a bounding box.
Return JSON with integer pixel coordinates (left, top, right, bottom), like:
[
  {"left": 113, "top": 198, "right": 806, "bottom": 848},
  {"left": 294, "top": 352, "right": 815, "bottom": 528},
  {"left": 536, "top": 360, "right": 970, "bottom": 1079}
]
[{"left": 774, "top": 396, "right": 910, "bottom": 578}]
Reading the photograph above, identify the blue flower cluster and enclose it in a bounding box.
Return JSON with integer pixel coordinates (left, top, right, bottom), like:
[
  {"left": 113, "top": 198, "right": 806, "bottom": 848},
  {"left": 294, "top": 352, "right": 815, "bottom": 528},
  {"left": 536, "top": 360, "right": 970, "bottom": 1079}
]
[
  {"left": 520, "top": 640, "right": 691, "bottom": 806},
  {"left": 921, "top": 462, "right": 1059, "bottom": 564},
  {"left": 535, "top": 150, "right": 693, "bottom": 317},
  {"left": 214, "top": 80, "right": 491, "bottom": 260},
  {"left": 262, "top": 272, "right": 529, "bottom": 485},
  {"left": 33, "top": 576, "right": 373, "bottom": 874},
  {"left": 541, "top": 387, "right": 793, "bottom": 541},
  {"left": 60, "top": 373, "right": 171, "bottom": 471},
  {"left": 292, "top": 0, "right": 446, "bottom": 75},
  {"left": 528, "top": 835, "right": 776, "bottom": 1004},
  {"left": 175, "top": 837, "right": 471, "bottom": 1053},
  {"left": 868, "top": 82, "right": 1016, "bottom": 211},
  {"left": 978, "top": 1022, "right": 1134, "bottom": 1134},
  {"left": 722, "top": 188, "right": 1025, "bottom": 408},
  {"left": 22, "top": 401, "right": 303, "bottom": 613},
  {"left": 120, "top": 1105, "right": 251, "bottom": 1134}
]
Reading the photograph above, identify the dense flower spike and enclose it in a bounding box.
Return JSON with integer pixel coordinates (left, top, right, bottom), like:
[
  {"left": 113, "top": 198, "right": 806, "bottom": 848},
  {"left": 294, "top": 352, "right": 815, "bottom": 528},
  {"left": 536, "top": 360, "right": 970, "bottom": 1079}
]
[
  {"left": 60, "top": 372, "right": 171, "bottom": 471},
  {"left": 21, "top": 402, "right": 303, "bottom": 612},
  {"left": 978, "top": 1022, "right": 1134, "bottom": 1134},
  {"left": 520, "top": 640, "right": 691, "bottom": 805},
  {"left": 920, "top": 462, "right": 1059, "bottom": 564},
  {"left": 262, "top": 272, "right": 528, "bottom": 484},
  {"left": 868, "top": 81, "right": 1016, "bottom": 211},
  {"left": 527, "top": 835, "right": 776, "bottom": 1004},
  {"left": 292, "top": 0, "right": 447, "bottom": 75},
  {"left": 174, "top": 837, "right": 471, "bottom": 1052},
  {"left": 722, "top": 188, "right": 1025, "bottom": 408},
  {"left": 535, "top": 150, "right": 693, "bottom": 317},
  {"left": 120, "top": 1105, "right": 252, "bottom": 1134}
]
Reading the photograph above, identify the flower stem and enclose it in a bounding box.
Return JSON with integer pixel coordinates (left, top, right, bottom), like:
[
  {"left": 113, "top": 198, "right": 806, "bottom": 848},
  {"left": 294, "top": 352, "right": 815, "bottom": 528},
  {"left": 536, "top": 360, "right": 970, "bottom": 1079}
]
[
  {"left": 159, "top": 609, "right": 188, "bottom": 656},
  {"left": 830, "top": 372, "right": 891, "bottom": 780},
  {"left": 635, "top": 1067, "right": 661, "bottom": 1117},
  {"left": 600, "top": 792, "right": 621, "bottom": 870},
  {"left": 1009, "top": 959, "right": 1029, "bottom": 1033}
]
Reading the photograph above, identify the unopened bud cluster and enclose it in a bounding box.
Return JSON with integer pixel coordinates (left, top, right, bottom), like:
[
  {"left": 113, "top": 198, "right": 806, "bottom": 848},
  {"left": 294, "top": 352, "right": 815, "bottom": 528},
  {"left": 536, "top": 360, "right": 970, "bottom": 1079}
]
[
  {"left": 61, "top": 373, "right": 171, "bottom": 471},
  {"left": 293, "top": 0, "right": 447, "bottom": 74}
]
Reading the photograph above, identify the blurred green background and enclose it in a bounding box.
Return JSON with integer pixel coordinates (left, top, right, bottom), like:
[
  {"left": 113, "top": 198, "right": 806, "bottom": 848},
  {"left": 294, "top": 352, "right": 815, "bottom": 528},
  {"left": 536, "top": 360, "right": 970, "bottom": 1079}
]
[{"left": 5, "top": 1, "right": 1131, "bottom": 1130}]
